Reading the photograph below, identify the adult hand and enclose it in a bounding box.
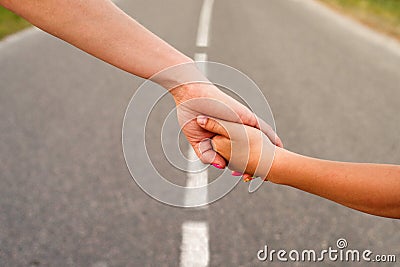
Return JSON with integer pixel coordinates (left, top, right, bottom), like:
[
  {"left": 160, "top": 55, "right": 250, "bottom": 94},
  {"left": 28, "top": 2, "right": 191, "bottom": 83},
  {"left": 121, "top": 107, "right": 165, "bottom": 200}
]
[{"left": 170, "top": 82, "right": 282, "bottom": 173}]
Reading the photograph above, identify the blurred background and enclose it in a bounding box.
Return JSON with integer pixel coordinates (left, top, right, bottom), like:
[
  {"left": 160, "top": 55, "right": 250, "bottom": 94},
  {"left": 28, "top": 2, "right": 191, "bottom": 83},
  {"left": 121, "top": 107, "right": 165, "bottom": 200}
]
[{"left": 1, "top": 0, "right": 400, "bottom": 266}]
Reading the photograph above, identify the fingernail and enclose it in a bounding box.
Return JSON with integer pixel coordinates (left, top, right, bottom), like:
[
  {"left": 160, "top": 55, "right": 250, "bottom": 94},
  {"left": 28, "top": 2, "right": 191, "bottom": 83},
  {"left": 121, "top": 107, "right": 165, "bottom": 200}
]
[
  {"left": 244, "top": 177, "right": 253, "bottom": 182},
  {"left": 197, "top": 116, "right": 208, "bottom": 126},
  {"left": 232, "top": 171, "right": 242, "bottom": 176},
  {"left": 212, "top": 163, "right": 223, "bottom": 169}
]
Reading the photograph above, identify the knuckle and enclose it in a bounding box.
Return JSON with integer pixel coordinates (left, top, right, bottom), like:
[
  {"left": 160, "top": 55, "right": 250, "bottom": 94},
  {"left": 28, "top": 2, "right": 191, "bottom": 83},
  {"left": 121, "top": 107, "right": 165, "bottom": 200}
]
[
  {"left": 211, "top": 137, "right": 220, "bottom": 151},
  {"left": 204, "top": 118, "right": 213, "bottom": 128},
  {"left": 210, "top": 122, "right": 220, "bottom": 133},
  {"left": 211, "top": 136, "right": 225, "bottom": 152},
  {"left": 244, "top": 112, "right": 257, "bottom": 127}
]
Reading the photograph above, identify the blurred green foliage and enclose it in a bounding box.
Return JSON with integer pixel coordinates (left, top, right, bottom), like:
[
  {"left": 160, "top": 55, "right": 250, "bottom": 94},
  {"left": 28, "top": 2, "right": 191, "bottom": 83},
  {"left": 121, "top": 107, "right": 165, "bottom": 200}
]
[
  {"left": 319, "top": 0, "right": 400, "bottom": 38},
  {"left": 0, "top": 6, "right": 31, "bottom": 40},
  {"left": 1, "top": 1, "right": 400, "bottom": 41}
]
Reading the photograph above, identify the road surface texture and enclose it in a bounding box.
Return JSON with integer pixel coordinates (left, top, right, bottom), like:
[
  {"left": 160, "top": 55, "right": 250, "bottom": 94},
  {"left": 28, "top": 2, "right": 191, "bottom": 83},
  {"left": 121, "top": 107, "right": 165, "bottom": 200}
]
[{"left": 1, "top": 0, "right": 399, "bottom": 266}]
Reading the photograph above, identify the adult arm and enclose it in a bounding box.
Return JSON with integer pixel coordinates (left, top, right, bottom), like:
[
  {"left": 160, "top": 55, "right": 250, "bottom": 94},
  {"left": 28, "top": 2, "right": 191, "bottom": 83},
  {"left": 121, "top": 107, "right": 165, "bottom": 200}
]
[
  {"left": 0, "top": 0, "right": 283, "bottom": 168},
  {"left": 0, "top": 0, "right": 191, "bottom": 79}
]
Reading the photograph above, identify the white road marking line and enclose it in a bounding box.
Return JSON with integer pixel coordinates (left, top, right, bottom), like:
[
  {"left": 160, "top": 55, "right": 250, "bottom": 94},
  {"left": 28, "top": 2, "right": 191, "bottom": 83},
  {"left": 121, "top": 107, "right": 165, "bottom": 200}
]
[
  {"left": 194, "top": 52, "right": 208, "bottom": 81},
  {"left": 180, "top": 221, "right": 210, "bottom": 267},
  {"left": 184, "top": 147, "right": 209, "bottom": 207},
  {"left": 196, "top": 0, "right": 215, "bottom": 47},
  {"left": 194, "top": 52, "right": 208, "bottom": 62},
  {"left": 297, "top": 0, "right": 400, "bottom": 57},
  {"left": 180, "top": 0, "right": 214, "bottom": 265}
]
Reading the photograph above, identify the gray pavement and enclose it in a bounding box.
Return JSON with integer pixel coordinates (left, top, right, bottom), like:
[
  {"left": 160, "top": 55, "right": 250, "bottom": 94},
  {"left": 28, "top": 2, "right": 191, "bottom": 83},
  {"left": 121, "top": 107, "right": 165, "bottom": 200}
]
[{"left": 1, "top": 0, "right": 400, "bottom": 266}]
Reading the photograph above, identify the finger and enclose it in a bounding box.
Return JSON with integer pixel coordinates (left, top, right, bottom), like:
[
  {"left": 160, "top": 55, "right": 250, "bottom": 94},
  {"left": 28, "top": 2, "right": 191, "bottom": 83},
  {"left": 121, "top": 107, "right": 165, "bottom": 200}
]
[
  {"left": 242, "top": 173, "right": 253, "bottom": 182},
  {"left": 210, "top": 135, "right": 231, "bottom": 161},
  {"left": 198, "top": 116, "right": 248, "bottom": 142},
  {"left": 255, "top": 115, "right": 283, "bottom": 148},
  {"left": 197, "top": 115, "right": 230, "bottom": 138},
  {"left": 196, "top": 139, "right": 226, "bottom": 169}
]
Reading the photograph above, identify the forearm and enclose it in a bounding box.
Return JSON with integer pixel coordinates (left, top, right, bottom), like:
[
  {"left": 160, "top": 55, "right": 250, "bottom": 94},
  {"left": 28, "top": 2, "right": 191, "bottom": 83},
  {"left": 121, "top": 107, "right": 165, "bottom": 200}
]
[
  {"left": 1, "top": 0, "right": 193, "bottom": 79},
  {"left": 269, "top": 148, "right": 400, "bottom": 218}
]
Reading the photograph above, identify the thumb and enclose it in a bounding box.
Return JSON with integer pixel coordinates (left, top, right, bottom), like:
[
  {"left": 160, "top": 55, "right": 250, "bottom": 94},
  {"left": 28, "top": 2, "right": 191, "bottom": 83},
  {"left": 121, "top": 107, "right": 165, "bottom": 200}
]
[{"left": 197, "top": 116, "right": 229, "bottom": 138}]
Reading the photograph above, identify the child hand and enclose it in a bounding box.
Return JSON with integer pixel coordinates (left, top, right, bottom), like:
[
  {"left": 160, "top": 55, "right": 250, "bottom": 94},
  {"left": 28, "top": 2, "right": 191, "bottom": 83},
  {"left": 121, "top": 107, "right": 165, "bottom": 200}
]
[{"left": 197, "top": 116, "right": 276, "bottom": 181}]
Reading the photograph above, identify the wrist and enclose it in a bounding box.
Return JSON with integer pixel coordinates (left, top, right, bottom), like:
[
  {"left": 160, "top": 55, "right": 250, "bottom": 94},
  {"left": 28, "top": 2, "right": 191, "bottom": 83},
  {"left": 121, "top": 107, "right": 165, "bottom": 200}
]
[
  {"left": 150, "top": 59, "right": 213, "bottom": 95},
  {"left": 169, "top": 83, "right": 195, "bottom": 102},
  {"left": 266, "top": 147, "right": 290, "bottom": 184},
  {"left": 170, "top": 82, "right": 221, "bottom": 105}
]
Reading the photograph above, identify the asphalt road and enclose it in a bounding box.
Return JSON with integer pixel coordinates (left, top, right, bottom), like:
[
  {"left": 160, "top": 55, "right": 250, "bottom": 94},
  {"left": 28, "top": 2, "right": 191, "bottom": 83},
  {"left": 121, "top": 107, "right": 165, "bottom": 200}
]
[{"left": 1, "top": 0, "right": 400, "bottom": 266}]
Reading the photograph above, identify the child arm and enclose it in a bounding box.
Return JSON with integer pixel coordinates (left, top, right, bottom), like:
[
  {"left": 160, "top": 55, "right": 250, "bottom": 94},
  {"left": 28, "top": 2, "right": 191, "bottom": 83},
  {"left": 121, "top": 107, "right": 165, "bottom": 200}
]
[{"left": 197, "top": 116, "right": 400, "bottom": 219}]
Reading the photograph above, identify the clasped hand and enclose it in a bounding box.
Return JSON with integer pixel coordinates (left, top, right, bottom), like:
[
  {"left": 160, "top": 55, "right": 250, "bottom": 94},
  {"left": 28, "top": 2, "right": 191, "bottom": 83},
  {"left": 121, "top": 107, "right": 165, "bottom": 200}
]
[{"left": 171, "top": 82, "right": 282, "bottom": 180}]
